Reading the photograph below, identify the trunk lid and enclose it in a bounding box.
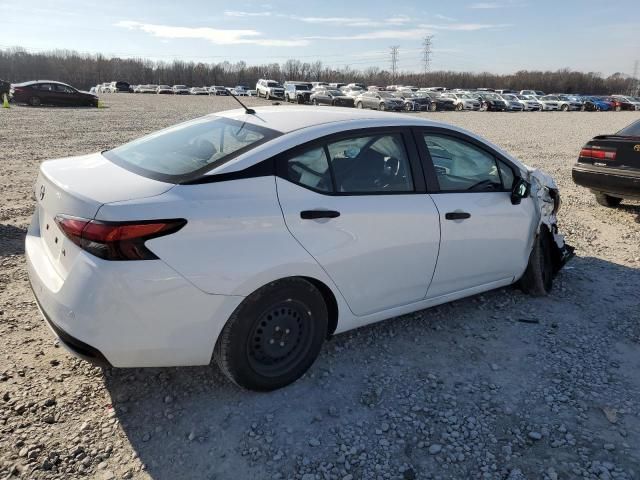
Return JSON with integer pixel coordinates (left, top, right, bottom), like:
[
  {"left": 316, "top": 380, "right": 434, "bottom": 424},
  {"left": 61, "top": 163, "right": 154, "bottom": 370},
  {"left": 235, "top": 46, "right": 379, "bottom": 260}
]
[
  {"left": 582, "top": 136, "right": 640, "bottom": 170},
  {"left": 34, "top": 152, "right": 174, "bottom": 277}
]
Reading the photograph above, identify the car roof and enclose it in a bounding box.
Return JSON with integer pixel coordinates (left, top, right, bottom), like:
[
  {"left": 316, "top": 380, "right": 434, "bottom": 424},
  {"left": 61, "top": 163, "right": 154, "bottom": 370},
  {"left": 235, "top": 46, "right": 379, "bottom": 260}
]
[{"left": 208, "top": 106, "right": 527, "bottom": 175}]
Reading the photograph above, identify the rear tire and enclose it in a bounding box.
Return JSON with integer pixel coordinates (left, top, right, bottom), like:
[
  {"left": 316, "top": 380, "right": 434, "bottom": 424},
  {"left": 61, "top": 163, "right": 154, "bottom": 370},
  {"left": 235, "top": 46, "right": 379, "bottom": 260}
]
[
  {"left": 456, "top": 103, "right": 463, "bottom": 111},
  {"left": 561, "top": 104, "right": 569, "bottom": 112},
  {"left": 356, "top": 102, "right": 363, "bottom": 109},
  {"left": 519, "top": 230, "right": 554, "bottom": 296},
  {"left": 429, "top": 103, "right": 437, "bottom": 112},
  {"left": 214, "top": 278, "right": 328, "bottom": 391},
  {"left": 594, "top": 193, "right": 623, "bottom": 208}
]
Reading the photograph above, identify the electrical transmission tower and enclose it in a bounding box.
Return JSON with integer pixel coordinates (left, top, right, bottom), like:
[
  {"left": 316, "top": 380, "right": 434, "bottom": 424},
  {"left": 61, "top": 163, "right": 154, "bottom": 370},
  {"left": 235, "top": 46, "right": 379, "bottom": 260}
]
[
  {"left": 390, "top": 46, "right": 399, "bottom": 83},
  {"left": 632, "top": 60, "right": 639, "bottom": 95},
  {"left": 423, "top": 35, "right": 433, "bottom": 75}
]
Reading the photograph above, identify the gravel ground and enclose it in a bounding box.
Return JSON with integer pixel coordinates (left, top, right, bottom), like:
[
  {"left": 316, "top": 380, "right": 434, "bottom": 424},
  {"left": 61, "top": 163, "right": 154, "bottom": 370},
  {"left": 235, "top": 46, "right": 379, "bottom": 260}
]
[{"left": 1, "top": 94, "right": 639, "bottom": 480}]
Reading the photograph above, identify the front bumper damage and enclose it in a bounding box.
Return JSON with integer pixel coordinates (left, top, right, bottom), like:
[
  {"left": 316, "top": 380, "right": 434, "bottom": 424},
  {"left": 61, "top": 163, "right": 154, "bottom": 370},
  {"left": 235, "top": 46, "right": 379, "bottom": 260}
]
[{"left": 527, "top": 169, "right": 575, "bottom": 273}]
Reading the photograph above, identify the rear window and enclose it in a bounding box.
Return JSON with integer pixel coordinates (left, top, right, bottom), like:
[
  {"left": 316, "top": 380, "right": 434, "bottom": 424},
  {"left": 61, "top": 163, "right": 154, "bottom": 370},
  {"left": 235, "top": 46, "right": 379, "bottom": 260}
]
[
  {"left": 103, "top": 116, "right": 280, "bottom": 183},
  {"left": 616, "top": 119, "right": 640, "bottom": 137}
]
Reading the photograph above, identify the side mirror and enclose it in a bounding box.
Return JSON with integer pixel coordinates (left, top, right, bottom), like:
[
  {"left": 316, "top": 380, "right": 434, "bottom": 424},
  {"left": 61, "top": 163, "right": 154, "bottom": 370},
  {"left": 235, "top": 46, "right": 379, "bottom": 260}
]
[{"left": 511, "top": 178, "right": 530, "bottom": 205}]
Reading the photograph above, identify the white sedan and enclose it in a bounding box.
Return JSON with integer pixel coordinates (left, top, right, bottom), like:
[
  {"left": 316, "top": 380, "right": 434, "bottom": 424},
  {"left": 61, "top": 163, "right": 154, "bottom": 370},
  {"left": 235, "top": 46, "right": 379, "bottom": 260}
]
[{"left": 26, "top": 107, "right": 572, "bottom": 391}]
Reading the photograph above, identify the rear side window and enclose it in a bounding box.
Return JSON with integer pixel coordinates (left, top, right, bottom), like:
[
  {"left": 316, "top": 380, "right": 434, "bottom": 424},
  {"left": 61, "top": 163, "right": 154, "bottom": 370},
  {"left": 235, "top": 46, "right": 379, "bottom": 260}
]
[
  {"left": 284, "top": 133, "right": 414, "bottom": 194},
  {"left": 103, "top": 116, "right": 280, "bottom": 183}
]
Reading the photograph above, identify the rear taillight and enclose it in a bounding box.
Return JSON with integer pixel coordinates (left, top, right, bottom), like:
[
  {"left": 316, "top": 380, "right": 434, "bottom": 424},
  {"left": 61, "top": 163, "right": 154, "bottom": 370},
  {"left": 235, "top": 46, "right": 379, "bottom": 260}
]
[
  {"left": 54, "top": 216, "right": 186, "bottom": 260},
  {"left": 579, "top": 146, "right": 617, "bottom": 161}
]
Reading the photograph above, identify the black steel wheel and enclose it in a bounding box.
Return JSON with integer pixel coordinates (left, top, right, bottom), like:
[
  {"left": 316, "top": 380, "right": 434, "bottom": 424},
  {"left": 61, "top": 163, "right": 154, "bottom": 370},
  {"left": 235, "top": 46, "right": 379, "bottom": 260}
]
[{"left": 214, "top": 278, "right": 328, "bottom": 391}]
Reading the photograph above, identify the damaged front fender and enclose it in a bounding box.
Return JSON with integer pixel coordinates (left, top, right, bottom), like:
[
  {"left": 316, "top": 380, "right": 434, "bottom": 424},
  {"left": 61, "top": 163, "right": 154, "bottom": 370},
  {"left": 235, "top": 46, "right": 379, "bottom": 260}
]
[{"left": 527, "top": 168, "right": 575, "bottom": 273}]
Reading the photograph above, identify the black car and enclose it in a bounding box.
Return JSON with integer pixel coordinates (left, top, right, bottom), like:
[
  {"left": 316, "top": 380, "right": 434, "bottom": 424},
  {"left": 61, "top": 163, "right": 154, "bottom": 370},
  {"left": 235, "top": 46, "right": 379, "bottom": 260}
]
[
  {"left": 392, "top": 91, "right": 431, "bottom": 111},
  {"left": 420, "top": 92, "right": 456, "bottom": 111},
  {"left": 10, "top": 80, "right": 98, "bottom": 107},
  {"left": 476, "top": 93, "right": 508, "bottom": 111},
  {"left": 310, "top": 88, "right": 355, "bottom": 107},
  {"left": 572, "top": 119, "right": 640, "bottom": 207}
]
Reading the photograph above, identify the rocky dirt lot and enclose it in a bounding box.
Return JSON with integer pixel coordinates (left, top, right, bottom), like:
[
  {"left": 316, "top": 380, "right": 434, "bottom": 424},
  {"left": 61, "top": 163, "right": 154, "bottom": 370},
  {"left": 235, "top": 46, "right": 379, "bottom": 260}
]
[{"left": 0, "top": 95, "right": 639, "bottom": 480}]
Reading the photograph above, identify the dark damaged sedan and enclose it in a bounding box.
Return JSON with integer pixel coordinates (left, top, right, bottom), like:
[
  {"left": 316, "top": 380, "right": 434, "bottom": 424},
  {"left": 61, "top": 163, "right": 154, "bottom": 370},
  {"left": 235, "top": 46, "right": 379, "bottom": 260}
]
[
  {"left": 572, "top": 118, "right": 640, "bottom": 207},
  {"left": 11, "top": 80, "right": 99, "bottom": 107}
]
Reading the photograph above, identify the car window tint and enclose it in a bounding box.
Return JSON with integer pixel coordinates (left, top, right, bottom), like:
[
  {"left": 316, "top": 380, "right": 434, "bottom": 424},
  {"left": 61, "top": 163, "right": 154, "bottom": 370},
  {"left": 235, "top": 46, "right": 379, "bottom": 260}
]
[
  {"left": 423, "top": 134, "right": 503, "bottom": 192},
  {"left": 286, "top": 147, "right": 332, "bottom": 192},
  {"left": 36, "top": 83, "right": 53, "bottom": 91},
  {"left": 104, "top": 116, "right": 279, "bottom": 182},
  {"left": 327, "top": 134, "right": 413, "bottom": 193}
]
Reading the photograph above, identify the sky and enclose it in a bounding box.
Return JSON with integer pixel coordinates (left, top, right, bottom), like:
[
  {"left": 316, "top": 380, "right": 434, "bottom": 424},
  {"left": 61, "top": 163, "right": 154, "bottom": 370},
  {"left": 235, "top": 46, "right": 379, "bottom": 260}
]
[{"left": 1, "top": 0, "right": 639, "bottom": 76}]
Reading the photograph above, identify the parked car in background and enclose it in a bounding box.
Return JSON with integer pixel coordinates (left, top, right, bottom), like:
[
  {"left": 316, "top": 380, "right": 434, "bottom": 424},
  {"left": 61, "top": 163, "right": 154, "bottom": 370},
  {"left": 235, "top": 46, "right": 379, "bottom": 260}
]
[
  {"left": 441, "top": 93, "right": 481, "bottom": 111},
  {"left": 25, "top": 107, "right": 572, "bottom": 391},
  {"left": 601, "top": 96, "right": 636, "bottom": 111},
  {"left": 232, "top": 86, "right": 249, "bottom": 96},
  {"left": 256, "top": 79, "right": 285, "bottom": 99},
  {"left": 476, "top": 92, "right": 508, "bottom": 111},
  {"left": 246, "top": 89, "right": 257, "bottom": 96},
  {"left": 189, "top": 87, "right": 209, "bottom": 95},
  {"left": 172, "top": 85, "right": 190, "bottom": 95},
  {"left": 310, "top": 88, "right": 355, "bottom": 107},
  {"left": 98, "top": 82, "right": 113, "bottom": 93},
  {"left": 355, "top": 91, "right": 404, "bottom": 111},
  {"left": 311, "top": 82, "right": 330, "bottom": 88},
  {"left": 420, "top": 92, "right": 457, "bottom": 111},
  {"left": 209, "top": 86, "right": 228, "bottom": 96},
  {"left": 536, "top": 96, "right": 560, "bottom": 111},
  {"left": 520, "top": 90, "right": 545, "bottom": 96},
  {"left": 341, "top": 86, "right": 364, "bottom": 97},
  {"left": 580, "top": 96, "right": 611, "bottom": 111},
  {"left": 611, "top": 95, "right": 640, "bottom": 110},
  {"left": 572, "top": 118, "right": 640, "bottom": 207},
  {"left": 10, "top": 80, "right": 99, "bottom": 107},
  {"left": 392, "top": 91, "right": 431, "bottom": 111},
  {"left": 137, "top": 84, "right": 157, "bottom": 94},
  {"left": 156, "top": 85, "right": 173, "bottom": 94},
  {"left": 284, "top": 82, "right": 313, "bottom": 104},
  {"left": 557, "top": 95, "right": 585, "bottom": 111},
  {"left": 515, "top": 95, "right": 542, "bottom": 111},
  {"left": 499, "top": 94, "right": 525, "bottom": 111},
  {"left": 346, "top": 83, "right": 366, "bottom": 90},
  {"left": 328, "top": 83, "right": 347, "bottom": 89},
  {"left": 109, "top": 81, "right": 130, "bottom": 92}
]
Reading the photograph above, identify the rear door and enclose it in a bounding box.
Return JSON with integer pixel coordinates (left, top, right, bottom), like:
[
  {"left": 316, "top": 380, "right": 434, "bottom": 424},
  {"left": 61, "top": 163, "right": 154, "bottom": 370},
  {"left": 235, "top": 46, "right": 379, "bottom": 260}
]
[
  {"left": 276, "top": 128, "right": 440, "bottom": 316},
  {"left": 415, "top": 129, "right": 536, "bottom": 298}
]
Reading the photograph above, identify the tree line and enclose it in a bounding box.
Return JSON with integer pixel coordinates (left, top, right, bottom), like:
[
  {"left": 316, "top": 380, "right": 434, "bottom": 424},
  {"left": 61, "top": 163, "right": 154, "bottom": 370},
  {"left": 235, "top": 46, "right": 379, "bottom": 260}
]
[{"left": 0, "top": 47, "right": 637, "bottom": 95}]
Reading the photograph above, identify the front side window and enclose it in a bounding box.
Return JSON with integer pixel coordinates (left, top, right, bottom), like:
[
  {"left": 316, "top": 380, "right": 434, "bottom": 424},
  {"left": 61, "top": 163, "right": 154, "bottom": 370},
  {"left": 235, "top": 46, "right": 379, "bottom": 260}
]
[
  {"left": 284, "top": 133, "right": 414, "bottom": 194},
  {"left": 104, "top": 116, "right": 280, "bottom": 182},
  {"left": 423, "top": 134, "right": 513, "bottom": 192}
]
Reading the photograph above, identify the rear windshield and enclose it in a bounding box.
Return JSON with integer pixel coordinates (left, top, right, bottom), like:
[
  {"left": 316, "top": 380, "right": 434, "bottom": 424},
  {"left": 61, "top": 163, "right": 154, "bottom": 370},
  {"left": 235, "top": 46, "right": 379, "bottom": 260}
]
[
  {"left": 103, "top": 116, "right": 281, "bottom": 183},
  {"left": 616, "top": 119, "right": 640, "bottom": 137}
]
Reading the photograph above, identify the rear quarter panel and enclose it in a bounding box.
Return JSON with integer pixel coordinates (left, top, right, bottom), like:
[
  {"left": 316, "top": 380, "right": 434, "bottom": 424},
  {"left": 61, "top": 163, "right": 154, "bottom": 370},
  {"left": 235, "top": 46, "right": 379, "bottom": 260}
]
[{"left": 94, "top": 176, "right": 346, "bottom": 301}]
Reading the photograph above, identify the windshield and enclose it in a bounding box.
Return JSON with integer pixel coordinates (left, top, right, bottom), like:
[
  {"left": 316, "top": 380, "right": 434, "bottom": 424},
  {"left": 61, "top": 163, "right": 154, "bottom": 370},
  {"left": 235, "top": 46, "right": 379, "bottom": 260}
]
[
  {"left": 103, "top": 116, "right": 280, "bottom": 183},
  {"left": 295, "top": 85, "right": 310, "bottom": 90},
  {"left": 460, "top": 94, "right": 475, "bottom": 99},
  {"left": 175, "top": 85, "right": 187, "bottom": 89},
  {"left": 378, "top": 92, "right": 393, "bottom": 98},
  {"left": 616, "top": 119, "right": 640, "bottom": 137}
]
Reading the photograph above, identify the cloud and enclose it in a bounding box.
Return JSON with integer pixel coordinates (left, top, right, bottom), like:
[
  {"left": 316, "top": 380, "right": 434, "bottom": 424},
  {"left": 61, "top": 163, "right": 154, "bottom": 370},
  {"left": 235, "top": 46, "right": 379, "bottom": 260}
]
[
  {"left": 224, "top": 10, "right": 271, "bottom": 17},
  {"left": 305, "top": 28, "right": 432, "bottom": 41},
  {"left": 224, "top": 11, "right": 412, "bottom": 27},
  {"left": 435, "top": 14, "right": 457, "bottom": 21},
  {"left": 115, "top": 20, "right": 308, "bottom": 47},
  {"left": 419, "top": 23, "right": 511, "bottom": 31}
]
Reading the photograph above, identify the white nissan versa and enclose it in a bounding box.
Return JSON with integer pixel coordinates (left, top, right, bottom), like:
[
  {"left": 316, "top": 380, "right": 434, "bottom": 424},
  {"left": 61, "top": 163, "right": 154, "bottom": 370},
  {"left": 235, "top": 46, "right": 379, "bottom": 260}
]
[{"left": 26, "top": 107, "right": 573, "bottom": 391}]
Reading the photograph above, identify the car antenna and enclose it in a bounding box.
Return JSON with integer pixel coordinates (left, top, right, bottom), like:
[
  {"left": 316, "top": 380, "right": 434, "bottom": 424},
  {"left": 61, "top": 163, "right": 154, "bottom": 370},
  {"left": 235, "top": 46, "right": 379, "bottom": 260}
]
[{"left": 228, "top": 89, "right": 255, "bottom": 114}]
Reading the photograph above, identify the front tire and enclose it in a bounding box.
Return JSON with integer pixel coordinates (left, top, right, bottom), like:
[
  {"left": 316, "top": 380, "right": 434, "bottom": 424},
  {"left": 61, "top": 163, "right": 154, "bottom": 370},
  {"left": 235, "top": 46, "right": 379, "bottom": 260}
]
[
  {"left": 429, "top": 102, "right": 437, "bottom": 112},
  {"left": 561, "top": 104, "right": 569, "bottom": 112},
  {"left": 455, "top": 103, "right": 463, "bottom": 111},
  {"left": 29, "top": 96, "right": 41, "bottom": 106},
  {"left": 214, "top": 278, "right": 328, "bottom": 391},
  {"left": 594, "top": 193, "right": 623, "bottom": 208},
  {"left": 356, "top": 102, "right": 363, "bottom": 109},
  {"left": 519, "top": 230, "right": 553, "bottom": 296}
]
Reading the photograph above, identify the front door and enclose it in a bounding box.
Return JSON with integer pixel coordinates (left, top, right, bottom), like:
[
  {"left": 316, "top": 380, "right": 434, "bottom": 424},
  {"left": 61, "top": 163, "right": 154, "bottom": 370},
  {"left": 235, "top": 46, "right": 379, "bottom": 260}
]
[
  {"left": 276, "top": 129, "right": 440, "bottom": 316},
  {"left": 417, "top": 130, "right": 537, "bottom": 298}
]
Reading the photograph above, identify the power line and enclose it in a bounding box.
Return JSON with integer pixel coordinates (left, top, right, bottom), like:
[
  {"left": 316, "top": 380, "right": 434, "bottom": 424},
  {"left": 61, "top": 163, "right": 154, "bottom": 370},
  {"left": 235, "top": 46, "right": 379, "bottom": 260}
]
[
  {"left": 390, "top": 45, "right": 399, "bottom": 82},
  {"left": 422, "top": 35, "right": 433, "bottom": 75}
]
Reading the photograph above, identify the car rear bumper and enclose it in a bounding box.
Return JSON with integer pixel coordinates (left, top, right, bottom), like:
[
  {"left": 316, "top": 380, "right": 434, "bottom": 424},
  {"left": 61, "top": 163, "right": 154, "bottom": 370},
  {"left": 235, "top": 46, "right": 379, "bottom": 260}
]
[
  {"left": 572, "top": 164, "right": 640, "bottom": 199},
  {"left": 25, "top": 211, "right": 244, "bottom": 368}
]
